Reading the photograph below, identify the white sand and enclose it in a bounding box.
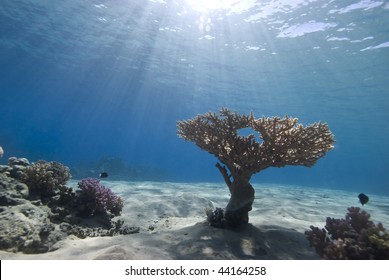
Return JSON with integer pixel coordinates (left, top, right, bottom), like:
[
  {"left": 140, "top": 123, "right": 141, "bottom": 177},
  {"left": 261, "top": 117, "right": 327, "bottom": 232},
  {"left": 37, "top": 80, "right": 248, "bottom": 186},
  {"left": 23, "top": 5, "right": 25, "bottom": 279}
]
[{"left": 1, "top": 181, "right": 388, "bottom": 260}]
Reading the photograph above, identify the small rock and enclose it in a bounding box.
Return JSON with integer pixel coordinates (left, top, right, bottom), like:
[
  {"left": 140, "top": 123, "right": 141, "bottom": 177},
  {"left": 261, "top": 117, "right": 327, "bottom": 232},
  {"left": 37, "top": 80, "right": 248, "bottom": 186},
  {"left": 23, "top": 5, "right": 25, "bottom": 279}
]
[
  {"left": 8, "top": 157, "right": 30, "bottom": 167},
  {"left": 14, "top": 183, "right": 29, "bottom": 198}
]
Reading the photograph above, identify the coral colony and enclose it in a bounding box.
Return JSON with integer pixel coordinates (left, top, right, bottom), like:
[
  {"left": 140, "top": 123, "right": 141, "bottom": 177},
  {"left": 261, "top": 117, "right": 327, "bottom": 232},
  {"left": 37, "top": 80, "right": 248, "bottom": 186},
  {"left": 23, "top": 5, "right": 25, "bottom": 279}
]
[
  {"left": 78, "top": 178, "right": 124, "bottom": 216},
  {"left": 305, "top": 207, "right": 389, "bottom": 259},
  {"left": 22, "top": 160, "right": 71, "bottom": 197},
  {"left": 177, "top": 108, "right": 335, "bottom": 228}
]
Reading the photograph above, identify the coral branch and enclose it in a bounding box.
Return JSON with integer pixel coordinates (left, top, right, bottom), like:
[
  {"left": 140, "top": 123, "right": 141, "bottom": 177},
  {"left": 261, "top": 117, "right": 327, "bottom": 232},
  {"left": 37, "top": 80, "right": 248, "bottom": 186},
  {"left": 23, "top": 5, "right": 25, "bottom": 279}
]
[
  {"left": 177, "top": 108, "right": 335, "bottom": 179},
  {"left": 215, "top": 162, "right": 232, "bottom": 193}
]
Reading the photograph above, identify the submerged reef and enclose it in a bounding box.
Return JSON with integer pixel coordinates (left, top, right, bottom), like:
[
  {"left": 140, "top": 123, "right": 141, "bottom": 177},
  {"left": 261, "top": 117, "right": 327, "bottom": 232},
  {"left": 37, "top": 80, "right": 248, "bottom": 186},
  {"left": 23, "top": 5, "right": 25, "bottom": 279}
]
[
  {"left": 0, "top": 157, "right": 138, "bottom": 254},
  {"left": 177, "top": 108, "right": 335, "bottom": 228},
  {"left": 305, "top": 207, "right": 389, "bottom": 259}
]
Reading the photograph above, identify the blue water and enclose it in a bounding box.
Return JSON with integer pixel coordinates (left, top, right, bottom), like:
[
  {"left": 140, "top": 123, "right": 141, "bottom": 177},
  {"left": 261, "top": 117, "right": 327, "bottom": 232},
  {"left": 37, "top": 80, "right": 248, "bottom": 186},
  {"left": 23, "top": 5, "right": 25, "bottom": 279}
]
[{"left": 1, "top": 0, "right": 388, "bottom": 195}]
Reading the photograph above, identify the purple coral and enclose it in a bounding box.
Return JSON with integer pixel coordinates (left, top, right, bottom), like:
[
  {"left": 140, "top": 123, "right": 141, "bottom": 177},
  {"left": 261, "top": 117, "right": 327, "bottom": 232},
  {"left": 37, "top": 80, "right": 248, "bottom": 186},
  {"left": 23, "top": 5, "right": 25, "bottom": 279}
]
[
  {"left": 77, "top": 178, "right": 123, "bottom": 216},
  {"left": 305, "top": 207, "right": 389, "bottom": 259}
]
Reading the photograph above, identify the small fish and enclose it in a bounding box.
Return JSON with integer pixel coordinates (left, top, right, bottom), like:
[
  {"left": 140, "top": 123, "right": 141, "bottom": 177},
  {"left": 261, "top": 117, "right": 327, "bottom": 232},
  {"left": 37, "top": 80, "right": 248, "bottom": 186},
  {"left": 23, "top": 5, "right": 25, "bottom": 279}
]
[
  {"left": 358, "top": 193, "right": 369, "bottom": 205},
  {"left": 99, "top": 172, "right": 108, "bottom": 178}
]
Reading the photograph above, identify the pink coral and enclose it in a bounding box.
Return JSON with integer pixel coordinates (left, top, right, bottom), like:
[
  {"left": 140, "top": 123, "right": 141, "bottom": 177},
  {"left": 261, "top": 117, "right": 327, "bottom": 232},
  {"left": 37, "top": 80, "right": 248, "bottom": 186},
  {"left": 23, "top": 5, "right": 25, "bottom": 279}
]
[
  {"left": 305, "top": 207, "right": 389, "bottom": 259},
  {"left": 77, "top": 178, "right": 123, "bottom": 216}
]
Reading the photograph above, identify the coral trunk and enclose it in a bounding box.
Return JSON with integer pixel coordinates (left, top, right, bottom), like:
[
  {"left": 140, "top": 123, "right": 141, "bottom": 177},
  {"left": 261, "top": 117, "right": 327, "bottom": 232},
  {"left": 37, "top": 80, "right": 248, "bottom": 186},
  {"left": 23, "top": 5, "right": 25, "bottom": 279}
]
[
  {"left": 206, "top": 180, "right": 255, "bottom": 228},
  {"left": 225, "top": 181, "right": 255, "bottom": 227}
]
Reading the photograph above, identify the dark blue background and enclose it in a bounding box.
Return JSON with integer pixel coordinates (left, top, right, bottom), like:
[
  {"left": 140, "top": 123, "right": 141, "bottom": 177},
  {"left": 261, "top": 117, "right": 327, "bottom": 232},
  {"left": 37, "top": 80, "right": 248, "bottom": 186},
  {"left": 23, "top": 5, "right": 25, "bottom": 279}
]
[{"left": 1, "top": 0, "right": 388, "bottom": 195}]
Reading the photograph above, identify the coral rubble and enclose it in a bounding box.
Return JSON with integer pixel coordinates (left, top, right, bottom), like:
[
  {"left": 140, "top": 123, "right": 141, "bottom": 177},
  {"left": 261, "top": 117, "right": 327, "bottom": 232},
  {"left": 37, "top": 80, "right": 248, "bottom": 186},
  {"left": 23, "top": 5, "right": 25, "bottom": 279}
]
[
  {"left": 305, "top": 207, "right": 389, "bottom": 259},
  {"left": 177, "top": 108, "right": 335, "bottom": 228}
]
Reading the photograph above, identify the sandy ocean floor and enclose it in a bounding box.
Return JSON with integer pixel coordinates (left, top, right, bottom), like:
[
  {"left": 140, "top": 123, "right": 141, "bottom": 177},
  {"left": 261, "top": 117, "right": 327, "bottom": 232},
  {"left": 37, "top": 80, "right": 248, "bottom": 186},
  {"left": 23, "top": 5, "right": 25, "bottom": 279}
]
[{"left": 0, "top": 181, "right": 388, "bottom": 260}]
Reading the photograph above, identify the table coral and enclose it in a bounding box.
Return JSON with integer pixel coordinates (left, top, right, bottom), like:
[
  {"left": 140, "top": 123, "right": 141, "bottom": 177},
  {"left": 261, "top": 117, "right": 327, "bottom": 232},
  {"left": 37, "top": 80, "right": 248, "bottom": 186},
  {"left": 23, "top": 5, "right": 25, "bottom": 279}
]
[
  {"left": 177, "top": 108, "right": 335, "bottom": 228},
  {"left": 305, "top": 207, "right": 389, "bottom": 259}
]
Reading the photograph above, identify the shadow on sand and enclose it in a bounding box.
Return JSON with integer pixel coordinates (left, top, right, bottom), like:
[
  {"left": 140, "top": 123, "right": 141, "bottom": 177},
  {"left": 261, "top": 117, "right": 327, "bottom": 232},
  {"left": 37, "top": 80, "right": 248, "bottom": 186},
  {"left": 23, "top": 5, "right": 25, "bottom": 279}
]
[{"left": 158, "top": 222, "right": 319, "bottom": 260}]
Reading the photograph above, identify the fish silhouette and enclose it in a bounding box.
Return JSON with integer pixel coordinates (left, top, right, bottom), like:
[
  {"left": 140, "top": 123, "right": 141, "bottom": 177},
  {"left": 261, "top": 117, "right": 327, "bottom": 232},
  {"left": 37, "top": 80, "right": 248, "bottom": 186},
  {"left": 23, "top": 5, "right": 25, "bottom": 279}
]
[
  {"left": 99, "top": 172, "right": 108, "bottom": 178},
  {"left": 358, "top": 193, "right": 369, "bottom": 205}
]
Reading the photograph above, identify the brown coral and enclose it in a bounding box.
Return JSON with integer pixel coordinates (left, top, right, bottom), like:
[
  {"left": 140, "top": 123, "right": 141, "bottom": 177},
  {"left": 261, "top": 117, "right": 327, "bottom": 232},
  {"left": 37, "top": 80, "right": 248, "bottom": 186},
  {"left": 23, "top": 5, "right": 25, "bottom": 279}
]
[
  {"left": 177, "top": 108, "right": 335, "bottom": 227},
  {"left": 21, "top": 160, "right": 71, "bottom": 197}
]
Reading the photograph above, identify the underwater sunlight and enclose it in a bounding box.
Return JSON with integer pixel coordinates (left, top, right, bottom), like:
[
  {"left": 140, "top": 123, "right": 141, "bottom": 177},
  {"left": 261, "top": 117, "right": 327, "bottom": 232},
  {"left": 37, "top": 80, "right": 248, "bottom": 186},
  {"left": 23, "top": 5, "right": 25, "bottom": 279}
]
[
  {"left": 184, "top": 0, "right": 239, "bottom": 12},
  {"left": 0, "top": 0, "right": 389, "bottom": 264}
]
